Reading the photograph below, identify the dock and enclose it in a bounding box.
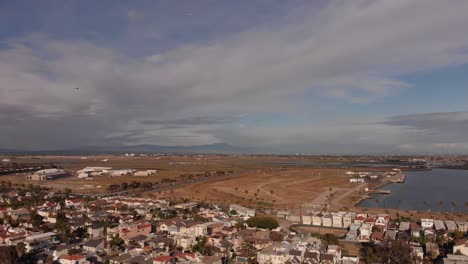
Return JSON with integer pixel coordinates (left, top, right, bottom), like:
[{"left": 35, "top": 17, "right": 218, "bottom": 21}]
[
  {"left": 389, "top": 173, "right": 406, "bottom": 183},
  {"left": 369, "top": 190, "right": 391, "bottom": 194}
]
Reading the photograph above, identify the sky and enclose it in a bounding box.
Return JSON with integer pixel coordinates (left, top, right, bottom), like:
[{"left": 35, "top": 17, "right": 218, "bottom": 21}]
[{"left": 1, "top": 0, "right": 468, "bottom": 154}]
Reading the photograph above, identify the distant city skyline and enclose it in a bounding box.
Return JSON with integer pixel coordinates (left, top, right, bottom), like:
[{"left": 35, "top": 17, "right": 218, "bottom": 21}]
[{"left": 2, "top": 1, "right": 468, "bottom": 153}]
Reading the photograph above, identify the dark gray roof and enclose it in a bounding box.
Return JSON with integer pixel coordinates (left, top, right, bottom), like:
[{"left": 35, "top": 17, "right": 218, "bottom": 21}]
[
  {"left": 84, "top": 239, "right": 103, "bottom": 248},
  {"left": 130, "top": 235, "right": 148, "bottom": 242}
]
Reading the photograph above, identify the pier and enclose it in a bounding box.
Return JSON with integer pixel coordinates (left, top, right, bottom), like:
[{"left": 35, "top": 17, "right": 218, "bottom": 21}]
[{"left": 369, "top": 190, "right": 391, "bottom": 194}]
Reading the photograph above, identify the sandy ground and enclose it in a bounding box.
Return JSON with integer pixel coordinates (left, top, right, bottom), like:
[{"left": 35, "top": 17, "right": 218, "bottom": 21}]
[{"left": 150, "top": 167, "right": 357, "bottom": 208}]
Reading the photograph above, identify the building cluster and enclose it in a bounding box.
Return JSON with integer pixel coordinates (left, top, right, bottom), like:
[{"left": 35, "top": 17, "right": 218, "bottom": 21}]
[
  {"left": 0, "top": 188, "right": 368, "bottom": 264},
  {"left": 345, "top": 169, "right": 401, "bottom": 183},
  {"left": 0, "top": 185, "right": 467, "bottom": 264},
  {"left": 24, "top": 167, "right": 158, "bottom": 181},
  {"left": 76, "top": 167, "right": 157, "bottom": 179},
  {"left": 279, "top": 209, "right": 468, "bottom": 263}
]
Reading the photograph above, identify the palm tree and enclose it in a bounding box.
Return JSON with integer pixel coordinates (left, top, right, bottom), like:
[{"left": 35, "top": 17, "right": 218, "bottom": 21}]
[
  {"left": 451, "top": 201, "right": 457, "bottom": 216},
  {"left": 438, "top": 201, "right": 444, "bottom": 212}
]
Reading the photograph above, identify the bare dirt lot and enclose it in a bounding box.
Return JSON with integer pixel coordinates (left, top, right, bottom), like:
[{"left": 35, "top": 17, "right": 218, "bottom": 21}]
[{"left": 150, "top": 167, "right": 357, "bottom": 208}]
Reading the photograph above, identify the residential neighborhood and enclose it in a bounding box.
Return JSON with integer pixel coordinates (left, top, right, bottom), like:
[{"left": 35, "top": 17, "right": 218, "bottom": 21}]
[{"left": 0, "top": 181, "right": 467, "bottom": 264}]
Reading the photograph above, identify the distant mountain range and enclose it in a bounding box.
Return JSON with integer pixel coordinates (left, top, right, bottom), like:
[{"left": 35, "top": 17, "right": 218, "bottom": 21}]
[{"left": 0, "top": 143, "right": 260, "bottom": 155}]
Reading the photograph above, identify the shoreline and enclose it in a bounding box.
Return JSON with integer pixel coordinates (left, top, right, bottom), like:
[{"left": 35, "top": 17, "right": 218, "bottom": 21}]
[{"left": 351, "top": 179, "right": 397, "bottom": 207}]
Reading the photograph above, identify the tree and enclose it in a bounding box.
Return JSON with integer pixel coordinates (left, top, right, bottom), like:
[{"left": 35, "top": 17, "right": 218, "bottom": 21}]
[
  {"left": 451, "top": 201, "right": 457, "bottom": 215},
  {"left": 109, "top": 234, "right": 124, "bottom": 247},
  {"left": 321, "top": 234, "right": 339, "bottom": 246},
  {"left": 29, "top": 210, "right": 44, "bottom": 228},
  {"left": 192, "top": 236, "right": 207, "bottom": 254},
  {"left": 16, "top": 242, "right": 26, "bottom": 256},
  {"left": 373, "top": 239, "right": 415, "bottom": 263},
  {"left": 0, "top": 245, "right": 19, "bottom": 263},
  {"left": 245, "top": 216, "right": 279, "bottom": 230},
  {"left": 229, "top": 209, "right": 237, "bottom": 215},
  {"left": 438, "top": 200, "right": 444, "bottom": 212}
]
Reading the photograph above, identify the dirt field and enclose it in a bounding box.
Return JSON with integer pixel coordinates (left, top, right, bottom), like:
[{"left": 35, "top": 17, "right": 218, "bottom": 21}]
[{"left": 150, "top": 167, "right": 357, "bottom": 208}]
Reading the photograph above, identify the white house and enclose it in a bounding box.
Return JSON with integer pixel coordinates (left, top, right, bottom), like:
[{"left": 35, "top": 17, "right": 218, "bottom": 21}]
[
  {"left": 229, "top": 204, "right": 255, "bottom": 219},
  {"left": 312, "top": 213, "right": 322, "bottom": 226},
  {"left": 322, "top": 214, "right": 333, "bottom": 227},
  {"left": 434, "top": 220, "right": 446, "bottom": 231},
  {"left": 454, "top": 240, "right": 468, "bottom": 256},
  {"left": 175, "top": 235, "right": 196, "bottom": 250},
  {"left": 343, "top": 213, "right": 355, "bottom": 228},
  {"left": 59, "top": 254, "right": 89, "bottom": 264},
  {"left": 332, "top": 212, "right": 346, "bottom": 228},
  {"left": 421, "top": 219, "right": 434, "bottom": 229},
  {"left": 359, "top": 223, "right": 372, "bottom": 241}
]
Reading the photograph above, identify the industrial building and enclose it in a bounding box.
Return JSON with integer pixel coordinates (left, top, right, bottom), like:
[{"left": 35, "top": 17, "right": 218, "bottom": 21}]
[{"left": 25, "top": 169, "right": 68, "bottom": 181}]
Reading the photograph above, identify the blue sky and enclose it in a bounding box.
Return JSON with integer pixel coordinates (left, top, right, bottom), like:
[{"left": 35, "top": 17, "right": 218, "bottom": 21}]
[{"left": 1, "top": 0, "right": 468, "bottom": 153}]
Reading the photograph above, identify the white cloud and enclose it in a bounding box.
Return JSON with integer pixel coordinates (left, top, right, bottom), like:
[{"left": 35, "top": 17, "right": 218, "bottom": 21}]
[{"left": 2, "top": 0, "right": 468, "bottom": 151}]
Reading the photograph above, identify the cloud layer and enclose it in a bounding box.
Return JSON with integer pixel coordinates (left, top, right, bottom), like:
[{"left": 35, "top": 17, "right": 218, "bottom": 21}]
[{"left": 1, "top": 0, "right": 468, "bottom": 152}]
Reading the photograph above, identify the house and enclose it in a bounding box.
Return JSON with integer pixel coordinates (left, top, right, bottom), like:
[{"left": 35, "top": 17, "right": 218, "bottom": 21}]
[
  {"left": 312, "top": 213, "right": 322, "bottom": 226},
  {"left": 277, "top": 210, "right": 290, "bottom": 219},
  {"left": 410, "top": 222, "right": 421, "bottom": 238},
  {"left": 454, "top": 239, "right": 468, "bottom": 256},
  {"left": 83, "top": 239, "right": 105, "bottom": 253},
  {"left": 303, "top": 251, "right": 320, "bottom": 264},
  {"left": 399, "top": 221, "right": 410, "bottom": 232},
  {"left": 202, "top": 256, "right": 223, "bottom": 264},
  {"left": 425, "top": 242, "right": 439, "bottom": 258},
  {"left": 332, "top": 212, "right": 345, "bottom": 228},
  {"left": 108, "top": 222, "right": 151, "bottom": 241},
  {"left": 153, "top": 255, "right": 175, "bottom": 264},
  {"left": 375, "top": 214, "right": 390, "bottom": 230},
  {"left": 326, "top": 245, "right": 341, "bottom": 264},
  {"left": 257, "top": 244, "right": 291, "bottom": 264},
  {"left": 346, "top": 230, "right": 358, "bottom": 240},
  {"left": 52, "top": 244, "right": 77, "bottom": 260},
  {"left": 421, "top": 219, "right": 434, "bottom": 229},
  {"left": 322, "top": 214, "right": 333, "bottom": 227},
  {"left": 434, "top": 220, "right": 446, "bottom": 231},
  {"left": 180, "top": 221, "right": 207, "bottom": 237},
  {"left": 370, "top": 231, "right": 385, "bottom": 242},
  {"left": 59, "top": 254, "right": 89, "bottom": 264},
  {"left": 456, "top": 221, "right": 468, "bottom": 232},
  {"left": 65, "top": 198, "right": 84, "bottom": 208},
  {"left": 109, "top": 253, "right": 133, "bottom": 264},
  {"left": 343, "top": 213, "right": 355, "bottom": 228},
  {"left": 412, "top": 246, "right": 424, "bottom": 262},
  {"left": 87, "top": 223, "right": 104, "bottom": 238},
  {"left": 359, "top": 223, "right": 372, "bottom": 241},
  {"left": 353, "top": 214, "right": 367, "bottom": 224},
  {"left": 174, "top": 235, "right": 196, "bottom": 250},
  {"left": 342, "top": 256, "right": 359, "bottom": 264},
  {"left": 445, "top": 220, "right": 457, "bottom": 232},
  {"left": 442, "top": 254, "right": 468, "bottom": 264},
  {"left": 229, "top": 204, "right": 255, "bottom": 219},
  {"left": 24, "top": 232, "right": 58, "bottom": 252},
  {"left": 349, "top": 178, "right": 364, "bottom": 183},
  {"left": 286, "top": 214, "right": 301, "bottom": 223},
  {"left": 384, "top": 229, "right": 397, "bottom": 240}
]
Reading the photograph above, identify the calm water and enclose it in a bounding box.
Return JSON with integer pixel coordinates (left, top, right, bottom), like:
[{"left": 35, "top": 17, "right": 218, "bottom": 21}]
[{"left": 359, "top": 169, "right": 468, "bottom": 213}]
